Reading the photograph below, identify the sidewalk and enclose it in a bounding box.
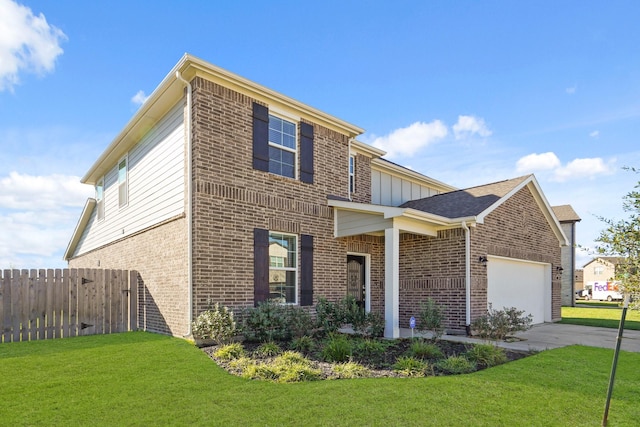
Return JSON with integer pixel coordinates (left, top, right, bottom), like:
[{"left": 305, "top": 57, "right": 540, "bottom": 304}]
[{"left": 400, "top": 323, "right": 640, "bottom": 353}]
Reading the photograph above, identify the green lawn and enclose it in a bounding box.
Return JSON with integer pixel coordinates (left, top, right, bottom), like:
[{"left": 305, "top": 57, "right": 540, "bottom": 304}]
[
  {"left": 1, "top": 332, "right": 639, "bottom": 426},
  {"left": 561, "top": 306, "right": 640, "bottom": 330}
]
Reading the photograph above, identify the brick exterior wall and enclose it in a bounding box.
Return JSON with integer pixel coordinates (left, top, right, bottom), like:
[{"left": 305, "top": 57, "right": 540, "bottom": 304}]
[
  {"left": 189, "top": 77, "right": 356, "bottom": 315},
  {"left": 68, "top": 216, "right": 189, "bottom": 336},
  {"left": 473, "top": 186, "right": 562, "bottom": 321},
  {"left": 350, "top": 153, "right": 372, "bottom": 204}
]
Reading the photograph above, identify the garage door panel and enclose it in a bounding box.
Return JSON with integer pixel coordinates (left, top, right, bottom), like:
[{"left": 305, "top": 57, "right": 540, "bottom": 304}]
[{"left": 487, "top": 257, "right": 549, "bottom": 324}]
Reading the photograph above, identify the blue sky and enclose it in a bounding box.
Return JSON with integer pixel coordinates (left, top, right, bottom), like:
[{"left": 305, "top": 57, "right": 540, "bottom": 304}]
[{"left": 1, "top": 0, "right": 639, "bottom": 269}]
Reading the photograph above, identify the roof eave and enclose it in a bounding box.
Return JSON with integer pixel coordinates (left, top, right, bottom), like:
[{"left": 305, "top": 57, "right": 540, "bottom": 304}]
[{"left": 64, "top": 198, "right": 96, "bottom": 261}]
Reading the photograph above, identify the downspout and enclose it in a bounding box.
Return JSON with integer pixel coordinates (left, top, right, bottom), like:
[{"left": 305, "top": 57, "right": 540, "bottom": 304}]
[
  {"left": 176, "top": 71, "right": 193, "bottom": 337},
  {"left": 461, "top": 221, "right": 471, "bottom": 335},
  {"left": 348, "top": 138, "right": 353, "bottom": 200}
]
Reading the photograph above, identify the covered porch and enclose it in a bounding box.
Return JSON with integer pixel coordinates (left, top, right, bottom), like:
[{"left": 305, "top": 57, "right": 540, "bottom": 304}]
[{"left": 329, "top": 199, "right": 476, "bottom": 338}]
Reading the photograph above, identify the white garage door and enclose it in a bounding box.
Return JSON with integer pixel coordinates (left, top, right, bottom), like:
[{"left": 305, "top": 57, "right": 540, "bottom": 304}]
[{"left": 487, "top": 256, "right": 551, "bottom": 324}]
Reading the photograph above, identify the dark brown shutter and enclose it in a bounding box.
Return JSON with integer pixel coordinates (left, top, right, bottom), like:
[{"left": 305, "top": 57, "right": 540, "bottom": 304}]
[
  {"left": 254, "top": 228, "right": 269, "bottom": 306},
  {"left": 299, "top": 122, "right": 314, "bottom": 184},
  {"left": 300, "top": 234, "right": 314, "bottom": 306},
  {"left": 252, "top": 102, "right": 269, "bottom": 172}
]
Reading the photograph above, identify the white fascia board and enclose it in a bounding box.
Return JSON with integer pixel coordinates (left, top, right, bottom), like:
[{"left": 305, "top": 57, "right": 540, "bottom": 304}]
[
  {"left": 64, "top": 198, "right": 96, "bottom": 261},
  {"left": 350, "top": 139, "right": 386, "bottom": 158}
]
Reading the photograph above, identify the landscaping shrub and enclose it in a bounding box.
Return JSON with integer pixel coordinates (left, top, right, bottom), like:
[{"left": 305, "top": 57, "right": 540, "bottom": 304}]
[
  {"left": 286, "top": 306, "right": 315, "bottom": 339},
  {"left": 321, "top": 333, "right": 353, "bottom": 362},
  {"left": 353, "top": 338, "right": 389, "bottom": 360},
  {"left": 241, "top": 300, "right": 289, "bottom": 342},
  {"left": 290, "top": 335, "right": 315, "bottom": 353},
  {"left": 332, "top": 362, "right": 372, "bottom": 379},
  {"left": 417, "top": 298, "right": 446, "bottom": 339},
  {"left": 407, "top": 340, "right": 443, "bottom": 360},
  {"left": 472, "top": 304, "right": 533, "bottom": 340},
  {"left": 315, "top": 297, "right": 345, "bottom": 334},
  {"left": 465, "top": 344, "right": 508, "bottom": 368},
  {"left": 241, "top": 351, "right": 321, "bottom": 383},
  {"left": 191, "top": 303, "right": 236, "bottom": 344},
  {"left": 214, "top": 343, "right": 245, "bottom": 360},
  {"left": 436, "top": 355, "right": 477, "bottom": 374},
  {"left": 255, "top": 342, "right": 281, "bottom": 357},
  {"left": 392, "top": 356, "right": 430, "bottom": 377}
]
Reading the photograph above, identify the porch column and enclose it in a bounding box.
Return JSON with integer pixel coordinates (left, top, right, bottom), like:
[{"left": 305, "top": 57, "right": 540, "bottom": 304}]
[{"left": 384, "top": 224, "right": 400, "bottom": 338}]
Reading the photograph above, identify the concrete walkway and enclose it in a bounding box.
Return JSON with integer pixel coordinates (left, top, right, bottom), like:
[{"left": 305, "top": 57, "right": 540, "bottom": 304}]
[{"left": 400, "top": 323, "right": 640, "bottom": 353}]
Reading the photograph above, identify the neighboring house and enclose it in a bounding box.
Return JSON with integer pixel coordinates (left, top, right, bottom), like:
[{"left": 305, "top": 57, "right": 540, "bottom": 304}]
[
  {"left": 583, "top": 257, "right": 626, "bottom": 284},
  {"left": 551, "top": 205, "right": 581, "bottom": 306},
  {"left": 575, "top": 269, "right": 584, "bottom": 291},
  {"left": 65, "top": 54, "right": 568, "bottom": 338}
]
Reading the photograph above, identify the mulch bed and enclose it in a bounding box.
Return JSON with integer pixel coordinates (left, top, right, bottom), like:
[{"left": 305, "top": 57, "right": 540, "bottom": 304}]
[{"left": 201, "top": 337, "right": 532, "bottom": 380}]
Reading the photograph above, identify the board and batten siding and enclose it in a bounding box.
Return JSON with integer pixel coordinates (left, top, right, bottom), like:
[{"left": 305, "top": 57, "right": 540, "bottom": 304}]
[
  {"left": 371, "top": 169, "right": 438, "bottom": 206},
  {"left": 72, "top": 101, "right": 186, "bottom": 257}
]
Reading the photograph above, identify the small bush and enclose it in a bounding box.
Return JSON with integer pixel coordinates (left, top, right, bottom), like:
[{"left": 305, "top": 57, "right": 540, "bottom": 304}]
[
  {"left": 255, "top": 341, "right": 281, "bottom": 357},
  {"left": 227, "top": 356, "right": 253, "bottom": 372},
  {"left": 465, "top": 344, "right": 508, "bottom": 368},
  {"left": 407, "top": 340, "right": 443, "bottom": 360},
  {"left": 332, "top": 362, "right": 372, "bottom": 379},
  {"left": 436, "top": 355, "right": 477, "bottom": 375},
  {"left": 241, "top": 351, "right": 321, "bottom": 383},
  {"left": 286, "top": 306, "right": 315, "bottom": 339},
  {"left": 353, "top": 338, "right": 388, "bottom": 360},
  {"left": 392, "top": 356, "right": 430, "bottom": 377},
  {"left": 290, "top": 335, "right": 315, "bottom": 353},
  {"left": 417, "top": 298, "right": 446, "bottom": 339},
  {"left": 214, "top": 343, "right": 245, "bottom": 360},
  {"left": 241, "top": 300, "right": 289, "bottom": 342},
  {"left": 315, "top": 297, "right": 345, "bottom": 334},
  {"left": 321, "top": 333, "right": 353, "bottom": 363},
  {"left": 191, "top": 303, "right": 236, "bottom": 344},
  {"left": 472, "top": 304, "right": 533, "bottom": 340}
]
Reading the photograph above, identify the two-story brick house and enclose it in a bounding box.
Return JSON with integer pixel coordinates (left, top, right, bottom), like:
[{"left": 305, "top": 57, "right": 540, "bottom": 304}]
[{"left": 65, "top": 54, "right": 568, "bottom": 338}]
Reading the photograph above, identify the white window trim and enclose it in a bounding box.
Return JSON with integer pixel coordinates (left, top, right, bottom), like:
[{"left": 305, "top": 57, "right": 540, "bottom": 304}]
[
  {"left": 96, "top": 177, "right": 105, "bottom": 222},
  {"left": 269, "top": 231, "right": 298, "bottom": 305},
  {"left": 118, "top": 154, "right": 128, "bottom": 209},
  {"left": 268, "top": 113, "right": 298, "bottom": 180}
]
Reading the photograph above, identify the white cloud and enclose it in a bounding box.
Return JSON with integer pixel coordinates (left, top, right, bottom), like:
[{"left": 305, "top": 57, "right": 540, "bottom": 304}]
[
  {"left": 369, "top": 120, "right": 448, "bottom": 158},
  {"left": 131, "top": 90, "right": 149, "bottom": 106},
  {"left": 566, "top": 85, "right": 577, "bottom": 94},
  {"left": 0, "top": 0, "right": 66, "bottom": 91},
  {"left": 589, "top": 130, "right": 600, "bottom": 138},
  {"left": 452, "top": 115, "right": 492, "bottom": 140},
  {"left": 0, "top": 172, "right": 92, "bottom": 209},
  {"left": 516, "top": 152, "right": 561, "bottom": 173},
  {"left": 553, "top": 157, "right": 614, "bottom": 182},
  {"left": 0, "top": 172, "right": 92, "bottom": 268}
]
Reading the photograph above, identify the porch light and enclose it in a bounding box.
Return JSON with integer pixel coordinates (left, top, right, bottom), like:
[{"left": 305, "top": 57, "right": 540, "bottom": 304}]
[{"left": 478, "top": 256, "right": 488, "bottom": 266}]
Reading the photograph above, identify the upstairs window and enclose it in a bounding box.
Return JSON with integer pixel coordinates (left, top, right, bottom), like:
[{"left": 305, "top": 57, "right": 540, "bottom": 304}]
[
  {"left": 268, "top": 115, "right": 297, "bottom": 178},
  {"left": 118, "top": 157, "right": 128, "bottom": 207},
  {"left": 594, "top": 266, "right": 604, "bottom": 276},
  {"left": 96, "top": 178, "right": 104, "bottom": 221},
  {"left": 349, "top": 155, "right": 355, "bottom": 194}
]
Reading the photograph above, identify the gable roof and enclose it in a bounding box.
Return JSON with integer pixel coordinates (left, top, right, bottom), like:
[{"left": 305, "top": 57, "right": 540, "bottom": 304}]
[
  {"left": 81, "top": 53, "right": 365, "bottom": 185},
  {"left": 552, "top": 205, "right": 581, "bottom": 222},
  {"left": 401, "top": 175, "right": 568, "bottom": 245},
  {"left": 583, "top": 256, "right": 626, "bottom": 268}
]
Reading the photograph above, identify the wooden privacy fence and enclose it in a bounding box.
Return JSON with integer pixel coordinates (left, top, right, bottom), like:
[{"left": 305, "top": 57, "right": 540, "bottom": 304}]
[{"left": 0, "top": 269, "right": 137, "bottom": 343}]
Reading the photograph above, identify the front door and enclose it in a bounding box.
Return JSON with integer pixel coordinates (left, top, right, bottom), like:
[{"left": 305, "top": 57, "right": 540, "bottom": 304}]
[{"left": 347, "top": 255, "right": 366, "bottom": 310}]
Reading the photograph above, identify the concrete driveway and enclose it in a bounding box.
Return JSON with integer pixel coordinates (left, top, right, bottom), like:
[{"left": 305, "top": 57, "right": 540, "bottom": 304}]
[{"left": 401, "top": 323, "right": 640, "bottom": 353}]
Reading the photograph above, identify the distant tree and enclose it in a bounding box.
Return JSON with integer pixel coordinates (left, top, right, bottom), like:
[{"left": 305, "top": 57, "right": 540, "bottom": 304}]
[{"left": 595, "top": 167, "right": 640, "bottom": 308}]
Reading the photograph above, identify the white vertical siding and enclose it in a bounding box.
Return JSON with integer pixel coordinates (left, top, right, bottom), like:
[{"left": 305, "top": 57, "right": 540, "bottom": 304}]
[
  {"left": 371, "top": 169, "right": 439, "bottom": 207},
  {"left": 73, "top": 100, "right": 186, "bottom": 256}
]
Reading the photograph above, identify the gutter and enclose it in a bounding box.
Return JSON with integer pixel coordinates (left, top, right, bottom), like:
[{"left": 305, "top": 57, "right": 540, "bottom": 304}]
[
  {"left": 175, "top": 71, "right": 194, "bottom": 337},
  {"left": 461, "top": 221, "right": 471, "bottom": 335}
]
